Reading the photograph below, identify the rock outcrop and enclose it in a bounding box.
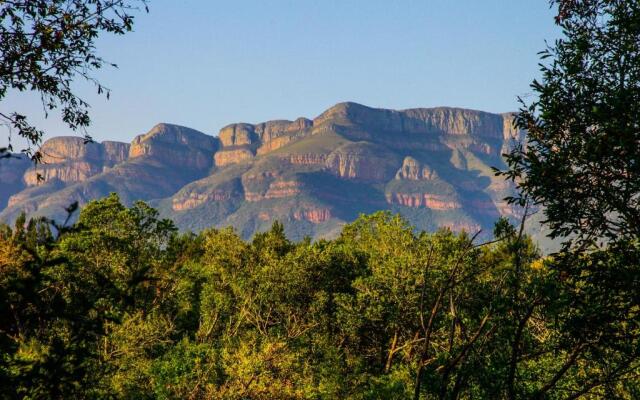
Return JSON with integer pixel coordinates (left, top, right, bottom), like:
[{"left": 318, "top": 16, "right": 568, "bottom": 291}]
[
  {"left": 102, "top": 141, "right": 130, "bottom": 164},
  {"left": 289, "top": 153, "right": 328, "bottom": 165},
  {"left": 21, "top": 137, "right": 132, "bottom": 186},
  {"left": 325, "top": 143, "right": 399, "bottom": 182},
  {"left": 386, "top": 193, "right": 462, "bottom": 210},
  {"left": 293, "top": 208, "right": 332, "bottom": 223},
  {"left": 245, "top": 180, "right": 303, "bottom": 202},
  {"left": 130, "top": 123, "right": 217, "bottom": 170},
  {"left": 213, "top": 118, "right": 314, "bottom": 165},
  {"left": 39, "top": 137, "right": 102, "bottom": 163},
  {"left": 218, "top": 124, "right": 258, "bottom": 147},
  {"left": 255, "top": 118, "right": 312, "bottom": 142},
  {"left": 395, "top": 157, "right": 438, "bottom": 180},
  {"left": 1, "top": 123, "right": 217, "bottom": 223},
  {"left": 172, "top": 190, "right": 233, "bottom": 211},
  {"left": 23, "top": 161, "right": 101, "bottom": 186},
  {"left": 257, "top": 136, "right": 299, "bottom": 155},
  {"left": 214, "top": 147, "right": 255, "bottom": 167}
]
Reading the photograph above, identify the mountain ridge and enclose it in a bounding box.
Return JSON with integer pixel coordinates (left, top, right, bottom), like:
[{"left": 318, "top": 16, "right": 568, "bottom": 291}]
[{"left": 0, "top": 102, "right": 526, "bottom": 241}]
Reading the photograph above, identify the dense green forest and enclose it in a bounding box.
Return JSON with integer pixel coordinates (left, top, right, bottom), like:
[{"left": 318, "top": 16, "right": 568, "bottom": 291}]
[{"left": 1, "top": 194, "right": 638, "bottom": 399}]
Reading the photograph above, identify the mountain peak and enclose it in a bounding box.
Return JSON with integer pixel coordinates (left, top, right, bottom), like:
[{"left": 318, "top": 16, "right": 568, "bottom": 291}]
[{"left": 133, "top": 123, "right": 214, "bottom": 146}]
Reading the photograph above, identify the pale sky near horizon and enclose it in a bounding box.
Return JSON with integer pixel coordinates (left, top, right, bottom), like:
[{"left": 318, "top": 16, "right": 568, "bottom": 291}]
[{"left": 2, "top": 0, "right": 560, "bottom": 148}]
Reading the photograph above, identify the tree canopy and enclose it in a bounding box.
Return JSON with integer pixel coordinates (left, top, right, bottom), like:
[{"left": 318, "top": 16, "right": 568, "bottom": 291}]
[
  {"left": 1, "top": 195, "right": 638, "bottom": 398},
  {"left": 504, "top": 0, "right": 640, "bottom": 248}
]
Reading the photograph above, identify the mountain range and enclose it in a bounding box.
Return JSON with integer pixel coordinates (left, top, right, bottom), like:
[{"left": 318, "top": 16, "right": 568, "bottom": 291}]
[{"left": 0, "top": 102, "right": 530, "bottom": 241}]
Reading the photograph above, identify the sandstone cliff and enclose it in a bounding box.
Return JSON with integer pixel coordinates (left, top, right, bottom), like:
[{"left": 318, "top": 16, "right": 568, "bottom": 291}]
[
  {"left": 325, "top": 142, "right": 399, "bottom": 182},
  {"left": 314, "top": 102, "right": 505, "bottom": 139},
  {"left": 395, "top": 157, "right": 439, "bottom": 180},
  {"left": 129, "top": 123, "right": 217, "bottom": 170},
  {"left": 21, "top": 137, "right": 131, "bottom": 187},
  {"left": 212, "top": 118, "right": 314, "bottom": 166},
  {"left": 1, "top": 123, "right": 216, "bottom": 222}
]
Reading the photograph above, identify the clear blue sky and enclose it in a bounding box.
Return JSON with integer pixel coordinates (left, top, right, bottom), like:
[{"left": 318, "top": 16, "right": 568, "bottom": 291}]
[{"left": 3, "top": 0, "right": 560, "bottom": 147}]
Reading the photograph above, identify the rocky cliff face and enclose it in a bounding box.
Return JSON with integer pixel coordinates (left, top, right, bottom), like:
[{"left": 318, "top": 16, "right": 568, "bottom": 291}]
[
  {"left": 0, "top": 102, "right": 527, "bottom": 242},
  {"left": 395, "top": 157, "right": 438, "bottom": 180},
  {"left": 102, "top": 141, "right": 130, "bottom": 164},
  {"left": 212, "top": 118, "right": 314, "bottom": 166},
  {"left": 314, "top": 102, "right": 505, "bottom": 140},
  {"left": 293, "top": 207, "right": 332, "bottom": 223},
  {"left": 22, "top": 161, "right": 100, "bottom": 186},
  {"left": 1, "top": 123, "right": 216, "bottom": 222},
  {"left": 256, "top": 118, "right": 312, "bottom": 142},
  {"left": 21, "top": 137, "right": 131, "bottom": 187},
  {"left": 39, "top": 137, "right": 102, "bottom": 163},
  {"left": 129, "top": 123, "right": 217, "bottom": 170},
  {"left": 214, "top": 147, "right": 254, "bottom": 167},
  {"left": 325, "top": 142, "right": 399, "bottom": 182},
  {"left": 386, "top": 193, "right": 462, "bottom": 210}
]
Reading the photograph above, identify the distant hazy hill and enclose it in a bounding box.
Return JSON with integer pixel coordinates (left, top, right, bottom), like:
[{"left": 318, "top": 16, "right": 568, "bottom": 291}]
[{"left": 0, "top": 102, "right": 532, "bottom": 241}]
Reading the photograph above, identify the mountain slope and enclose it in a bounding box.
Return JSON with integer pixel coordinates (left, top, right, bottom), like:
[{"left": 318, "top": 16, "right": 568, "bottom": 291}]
[
  {"left": 1, "top": 102, "right": 524, "bottom": 240},
  {"left": 0, "top": 123, "right": 217, "bottom": 222}
]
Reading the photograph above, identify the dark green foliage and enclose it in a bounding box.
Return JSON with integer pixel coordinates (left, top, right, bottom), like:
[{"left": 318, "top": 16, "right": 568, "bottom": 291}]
[
  {"left": 503, "top": 0, "right": 640, "bottom": 248},
  {"left": 0, "top": 215, "right": 103, "bottom": 397},
  {"left": 498, "top": 2, "right": 640, "bottom": 398},
  {"left": 1, "top": 196, "right": 637, "bottom": 398}
]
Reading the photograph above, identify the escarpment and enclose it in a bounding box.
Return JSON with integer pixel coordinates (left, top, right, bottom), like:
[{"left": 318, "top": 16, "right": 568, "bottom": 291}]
[
  {"left": 314, "top": 102, "right": 505, "bottom": 140},
  {"left": 102, "top": 141, "right": 130, "bottom": 164},
  {"left": 129, "top": 123, "right": 217, "bottom": 170},
  {"left": 21, "top": 137, "right": 131, "bottom": 187},
  {"left": 1, "top": 123, "right": 217, "bottom": 222},
  {"left": 325, "top": 143, "right": 399, "bottom": 182},
  {"left": 213, "top": 118, "right": 314, "bottom": 166},
  {"left": 214, "top": 147, "right": 255, "bottom": 167},
  {"left": 1, "top": 102, "right": 529, "bottom": 242}
]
